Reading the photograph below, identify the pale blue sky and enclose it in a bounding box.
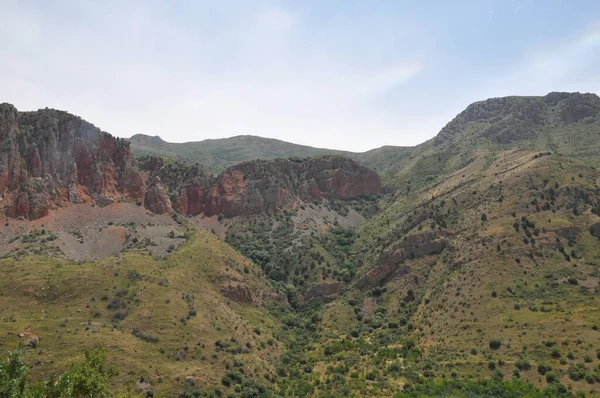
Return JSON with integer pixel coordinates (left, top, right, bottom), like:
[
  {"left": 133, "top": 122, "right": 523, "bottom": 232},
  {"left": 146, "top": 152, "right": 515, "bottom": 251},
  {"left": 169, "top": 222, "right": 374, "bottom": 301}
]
[{"left": 1, "top": 0, "right": 599, "bottom": 151}]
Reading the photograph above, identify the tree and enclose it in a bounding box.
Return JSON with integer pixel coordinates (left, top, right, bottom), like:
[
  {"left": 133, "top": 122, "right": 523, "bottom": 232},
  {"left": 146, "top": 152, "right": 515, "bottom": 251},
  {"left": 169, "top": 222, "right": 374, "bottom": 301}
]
[
  {"left": 0, "top": 345, "right": 27, "bottom": 398},
  {"left": 0, "top": 346, "right": 117, "bottom": 397}
]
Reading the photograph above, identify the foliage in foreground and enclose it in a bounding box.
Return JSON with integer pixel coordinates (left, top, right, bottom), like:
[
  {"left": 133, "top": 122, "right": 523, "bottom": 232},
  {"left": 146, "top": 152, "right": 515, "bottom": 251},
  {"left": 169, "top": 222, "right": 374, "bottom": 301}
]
[{"left": 0, "top": 345, "right": 118, "bottom": 398}]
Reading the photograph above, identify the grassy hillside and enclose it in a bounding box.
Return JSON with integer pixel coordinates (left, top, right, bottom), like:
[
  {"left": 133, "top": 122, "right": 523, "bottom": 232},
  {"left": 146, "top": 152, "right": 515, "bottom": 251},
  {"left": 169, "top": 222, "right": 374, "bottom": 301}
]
[
  {"left": 296, "top": 149, "right": 600, "bottom": 396},
  {"left": 0, "top": 229, "right": 284, "bottom": 397},
  {"left": 128, "top": 134, "right": 409, "bottom": 177},
  {"left": 4, "top": 92, "right": 600, "bottom": 397},
  {"left": 384, "top": 92, "right": 600, "bottom": 190}
]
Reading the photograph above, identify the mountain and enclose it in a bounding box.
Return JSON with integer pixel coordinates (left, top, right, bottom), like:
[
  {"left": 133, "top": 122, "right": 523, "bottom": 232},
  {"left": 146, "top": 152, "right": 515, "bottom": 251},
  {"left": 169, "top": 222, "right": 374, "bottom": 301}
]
[
  {"left": 283, "top": 93, "right": 600, "bottom": 395},
  {"left": 384, "top": 92, "right": 600, "bottom": 190},
  {"left": 129, "top": 134, "right": 347, "bottom": 174},
  {"left": 0, "top": 103, "right": 380, "bottom": 221},
  {"left": 128, "top": 133, "right": 411, "bottom": 179},
  {"left": 2, "top": 92, "right": 600, "bottom": 397},
  {"left": 217, "top": 92, "right": 600, "bottom": 396}
]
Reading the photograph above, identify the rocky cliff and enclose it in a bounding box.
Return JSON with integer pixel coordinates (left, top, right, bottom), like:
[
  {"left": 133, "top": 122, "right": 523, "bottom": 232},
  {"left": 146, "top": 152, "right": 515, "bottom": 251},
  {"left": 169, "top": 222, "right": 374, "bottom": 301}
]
[
  {"left": 434, "top": 92, "right": 600, "bottom": 146},
  {"left": 0, "top": 104, "right": 145, "bottom": 219},
  {"left": 140, "top": 156, "right": 381, "bottom": 217},
  {"left": 0, "top": 104, "right": 381, "bottom": 219}
]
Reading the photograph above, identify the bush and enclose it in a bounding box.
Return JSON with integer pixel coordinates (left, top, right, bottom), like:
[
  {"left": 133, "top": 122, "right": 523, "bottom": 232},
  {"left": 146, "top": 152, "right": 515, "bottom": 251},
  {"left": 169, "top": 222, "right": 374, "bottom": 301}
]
[
  {"left": 515, "top": 359, "right": 531, "bottom": 371},
  {"left": 489, "top": 338, "right": 502, "bottom": 350},
  {"left": 132, "top": 328, "right": 159, "bottom": 343},
  {"left": 545, "top": 371, "right": 558, "bottom": 383},
  {"left": 567, "top": 363, "right": 587, "bottom": 381},
  {"left": 481, "top": 213, "right": 487, "bottom": 222},
  {"left": 537, "top": 363, "right": 552, "bottom": 375},
  {"left": 1, "top": 346, "right": 119, "bottom": 397}
]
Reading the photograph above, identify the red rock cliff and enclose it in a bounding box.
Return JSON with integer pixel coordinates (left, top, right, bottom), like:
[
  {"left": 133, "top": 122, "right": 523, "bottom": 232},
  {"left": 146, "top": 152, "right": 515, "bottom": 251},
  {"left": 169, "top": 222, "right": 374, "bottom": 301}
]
[
  {"left": 1, "top": 103, "right": 381, "bottom": 220},
  {"left": 0, "top": 103, "right": 145, "bottom": 219},
  {"left": 139, "top": 156, "right": 381, "bottom": 218}
]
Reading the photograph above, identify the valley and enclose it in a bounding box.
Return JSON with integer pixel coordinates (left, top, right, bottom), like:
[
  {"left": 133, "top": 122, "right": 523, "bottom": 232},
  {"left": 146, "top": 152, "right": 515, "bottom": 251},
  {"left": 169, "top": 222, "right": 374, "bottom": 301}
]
[{"left": 1, "top": 92, "right": 600, "bottom": 397}]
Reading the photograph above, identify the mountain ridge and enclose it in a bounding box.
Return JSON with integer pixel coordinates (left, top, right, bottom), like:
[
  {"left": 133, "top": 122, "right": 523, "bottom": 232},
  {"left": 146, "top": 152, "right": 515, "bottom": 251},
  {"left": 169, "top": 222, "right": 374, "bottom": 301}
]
[{"left": 2, "top": 92, "right": 600, "bottom": 396}]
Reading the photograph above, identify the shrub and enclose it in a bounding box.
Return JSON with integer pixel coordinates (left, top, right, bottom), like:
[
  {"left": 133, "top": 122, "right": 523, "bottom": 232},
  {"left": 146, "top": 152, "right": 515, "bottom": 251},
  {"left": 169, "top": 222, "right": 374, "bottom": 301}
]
[
  {"left": 132, "top": 328, "right": 159, "bottom": 343},
  {"left": 515, "top": 359, "right": 531, "bottom": 371},
  {"left": 537, "top": 362, "right": 552, "bottom": 375},
  {"left": 489, "top": 338, "right": 502, "bottom": 350},
  {"left": 545, "top": 371, "right": 558, "bottom": 383},
  {"left": 567, "top": 363, "right": 587, "bottom": 381}
]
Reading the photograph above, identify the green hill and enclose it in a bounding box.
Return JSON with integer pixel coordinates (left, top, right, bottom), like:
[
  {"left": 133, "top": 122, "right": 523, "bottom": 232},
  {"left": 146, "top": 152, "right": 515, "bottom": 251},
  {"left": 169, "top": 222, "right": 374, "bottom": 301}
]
[
  {"left": 3, "top": 91, "right": 600, "bottom": 397},
  {"left": 128, "top": 133, "right": 410, "bottom": 177}
]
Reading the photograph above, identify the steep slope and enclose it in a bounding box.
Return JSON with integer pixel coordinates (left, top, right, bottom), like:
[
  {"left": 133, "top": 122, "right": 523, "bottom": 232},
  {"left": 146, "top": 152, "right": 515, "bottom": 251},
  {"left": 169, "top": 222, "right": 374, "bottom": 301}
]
[
  {"left": 249, "top": 93, "right": 600, "bottom": 397},
  {"left": 139, "top": 155, "right": 381, "bottom": 218},
  {"left": 303, "top": 150, "right": 600, "bottom": 395},
  {"left": 0, "top": 104, "right": 381, "bottom": 222},
  {"left": 0, "top": 104, "right": 145, "bottom": 219},
  {"left": 0, "top": 229, "right": 285, "bottom": 396},
  {"left": 386, "top": 92, "right": 600, "bottom": 190}
]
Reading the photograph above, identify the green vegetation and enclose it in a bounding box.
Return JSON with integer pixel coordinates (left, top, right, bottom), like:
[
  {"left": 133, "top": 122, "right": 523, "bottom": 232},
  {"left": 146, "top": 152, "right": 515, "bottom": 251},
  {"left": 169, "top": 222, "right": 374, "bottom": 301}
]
[
  {"left": 0, "top": 346, "right": 118, "bottom": 397},
  {"left": 5, "top": 92, "right": 600, "bottom": 396}
]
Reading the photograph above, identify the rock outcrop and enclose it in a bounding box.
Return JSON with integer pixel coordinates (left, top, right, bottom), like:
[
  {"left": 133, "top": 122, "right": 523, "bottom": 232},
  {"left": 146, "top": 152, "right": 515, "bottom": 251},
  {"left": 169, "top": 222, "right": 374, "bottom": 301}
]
[
  {"left": 304, "top": 282, "right": 343, "bottom": 303},
  {"left": 139, "top": 156, "right": 381, "bottom": 218},
  {"left": 434, "top": 92, "right": 600, "bottom": 146},
  {"left": 355, "top": 231, "right": 447, "bottom": 290},
  {"left": 1, "top": 104, "right": 381, "bottom": 219},
  {"left": 0, "top": 104, "right": 145, "bottom": 219}
]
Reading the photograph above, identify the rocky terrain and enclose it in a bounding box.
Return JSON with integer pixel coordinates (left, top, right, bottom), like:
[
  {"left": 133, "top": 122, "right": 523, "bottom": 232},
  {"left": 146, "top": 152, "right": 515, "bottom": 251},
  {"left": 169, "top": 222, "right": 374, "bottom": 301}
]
[
  {"left": 2, "top": 92, "right": 600, "bottom": 397},
  {"left": 0, "top": 202, "right": 186, "bottom": 261},
  {"left": 140, "top": 155, "right": 381, "bottom": 218},
  {"left": 0, "top": 103, "right": 381, "bottom": 223}
]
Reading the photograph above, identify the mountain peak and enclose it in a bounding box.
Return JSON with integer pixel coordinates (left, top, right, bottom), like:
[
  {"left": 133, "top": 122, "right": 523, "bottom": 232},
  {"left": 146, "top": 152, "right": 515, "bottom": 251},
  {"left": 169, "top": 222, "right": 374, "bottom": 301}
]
[
  {"left": 129, "top": 133, "right": 167, "bottom": 145},
  {"left": 434, "top": 91, "right": 600, "bottom": 147}
]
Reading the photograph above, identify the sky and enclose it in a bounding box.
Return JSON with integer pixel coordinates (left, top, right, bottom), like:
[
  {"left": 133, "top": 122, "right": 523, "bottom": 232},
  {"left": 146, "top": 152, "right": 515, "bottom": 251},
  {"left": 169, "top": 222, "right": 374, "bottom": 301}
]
[{"left": 1, "top": 0, "right": 600, "bottom": 151}]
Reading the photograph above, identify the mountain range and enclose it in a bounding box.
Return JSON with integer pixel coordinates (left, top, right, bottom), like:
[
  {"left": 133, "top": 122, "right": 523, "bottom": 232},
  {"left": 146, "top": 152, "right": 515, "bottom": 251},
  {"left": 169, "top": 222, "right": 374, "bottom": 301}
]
[{"left": 1, "top": 92, "right": 599, "bottom": 397}]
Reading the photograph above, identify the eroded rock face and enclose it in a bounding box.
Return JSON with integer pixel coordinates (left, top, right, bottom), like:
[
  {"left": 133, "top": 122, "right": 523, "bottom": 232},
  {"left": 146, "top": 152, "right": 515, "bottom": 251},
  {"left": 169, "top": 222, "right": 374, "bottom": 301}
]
[
  {"left": 1, "top": 103, "right": 381, "bottom": 220},
  {"left": 304, "top": 282, "right": 343, "bottom": 303},
  {"left": 355, "top": 231, "right": 448, "bottom": 290},
  {"left": 209, "top": 157, "right": 381, "bottom": 217},
  {"left": 139, "top": 156, "right": 382, "bottom": 217},
  {"left": 144, "top": 178, "right": 172, "bottom": 214},
  {"left": 0, "top": 104, "right": 145, "bottom": 219}
]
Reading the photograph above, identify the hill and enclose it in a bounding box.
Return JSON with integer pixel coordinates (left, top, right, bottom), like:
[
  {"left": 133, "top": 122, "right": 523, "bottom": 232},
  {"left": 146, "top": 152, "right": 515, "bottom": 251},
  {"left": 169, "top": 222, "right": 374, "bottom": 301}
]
[
  {"left": 384, "top": 92, "right": 600, "bottom": 190},
  {"left": 128, "top": 133, "right": 410, "bottom": 179},
  {"left": 0, "top": 227, "right": 286, "bottom": 396},
  {"left": 2, "top": 92, "right": 600, "bottom": 397}
]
